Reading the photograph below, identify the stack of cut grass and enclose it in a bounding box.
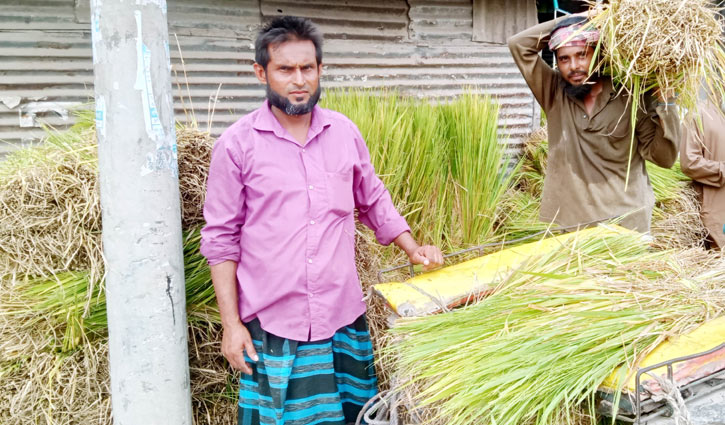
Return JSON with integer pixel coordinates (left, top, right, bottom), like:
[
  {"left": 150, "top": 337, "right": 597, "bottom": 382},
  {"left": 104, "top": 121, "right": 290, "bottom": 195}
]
[
  {"left": 321, "top": 89, "right": 517, "bottom": 250},
  {"left": 321, "top": 90, "right": 518, "bottom": 390},
  {"left": 385, "top": 229, "right": 725, "bottom": 425},
  {"left": 0, "top": 111, "right": 102, "bottom": 283},
  {"left": 0, "top": 112, "right": 237, "bottom": 425},
  {"left": 588, "top": 0, "right": 725, "bottom": 185}
]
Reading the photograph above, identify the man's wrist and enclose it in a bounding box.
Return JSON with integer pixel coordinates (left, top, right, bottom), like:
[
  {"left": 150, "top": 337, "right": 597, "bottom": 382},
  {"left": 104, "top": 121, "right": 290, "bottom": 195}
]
[
  {"left": 393, "top": 231, "right": 419, "bottom": 257},
  {"left": 221, "top": 317, "right": 244, "bottom": 330}
]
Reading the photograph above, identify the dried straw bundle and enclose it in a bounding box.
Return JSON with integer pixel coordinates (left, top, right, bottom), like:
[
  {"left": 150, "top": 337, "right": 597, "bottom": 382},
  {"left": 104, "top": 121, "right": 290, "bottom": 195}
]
[
  {"left": 0, "top": 229, "right": 235, "bottom": 424},
  {"left": 0, "top": 112, "right": 102, "bottom": 283},
  {"left": 385, "top": 230, "right": 725, "bottom": 425},
  {"left": 0, "top": 112, "right": 214, "bottom": 285},
  {"left": 587, "top": 0, "right": 725, "bottom": 186},
  {"left": 591, "top": 0, "right": 725, "bottom": 112},
  {"left": 177, "top": 127, "right": 214, "bottom": 229},
  {"left": 0, "top": 323, "right": 237, "bottom": 425},
  {"left": 0, "top": 113, "right": 222, "bottom": 424}
]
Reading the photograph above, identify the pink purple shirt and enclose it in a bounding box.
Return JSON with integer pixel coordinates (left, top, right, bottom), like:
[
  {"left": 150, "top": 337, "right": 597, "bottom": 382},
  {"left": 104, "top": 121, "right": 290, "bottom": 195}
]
[{"left": 200, "top": 101, "right": 410, "bottom": 341}]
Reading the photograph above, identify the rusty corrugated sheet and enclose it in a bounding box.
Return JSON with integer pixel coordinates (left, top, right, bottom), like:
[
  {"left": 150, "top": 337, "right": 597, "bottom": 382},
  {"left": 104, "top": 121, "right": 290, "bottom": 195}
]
[
  {"left": 472, "top": 0, "right": 538, "bottom": 44},
  {"left": 0, "top": 0, "right": 537, "bottom": 154}
]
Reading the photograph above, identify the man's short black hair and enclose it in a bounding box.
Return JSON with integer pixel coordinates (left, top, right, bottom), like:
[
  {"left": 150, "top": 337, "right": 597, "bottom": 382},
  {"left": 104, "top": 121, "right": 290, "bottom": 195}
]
[{"left": 255, "top": 16, "right": 323, "bottom": 69}]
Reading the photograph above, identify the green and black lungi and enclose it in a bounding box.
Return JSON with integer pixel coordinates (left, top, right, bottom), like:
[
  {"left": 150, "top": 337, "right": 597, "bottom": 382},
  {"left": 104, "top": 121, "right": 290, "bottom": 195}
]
[{"left": 238, "top": 315, "right": 378, "bottom": 425}]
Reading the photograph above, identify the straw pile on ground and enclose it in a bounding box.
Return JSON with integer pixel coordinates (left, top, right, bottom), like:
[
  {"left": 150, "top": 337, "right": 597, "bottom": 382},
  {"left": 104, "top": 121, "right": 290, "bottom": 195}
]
[
  {"left": 0, "top": 113, "right": 237, "bottom": 425},
  {"left": 385, "top": 229, "right": 725, "bottom": 425},
  {"left": 0, "top": 112, "right": 102, "bottom": 283}
]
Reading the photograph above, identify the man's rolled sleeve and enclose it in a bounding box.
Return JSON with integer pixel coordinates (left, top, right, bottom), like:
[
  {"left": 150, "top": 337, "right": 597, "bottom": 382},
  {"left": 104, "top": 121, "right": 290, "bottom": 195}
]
[
  {"left": 373, "top": 216, "right": 411, "bottom": 246},
  {"left": 200, "top": 135, "right": 246, "bottom": 265},
  {"left": 636, "top": 100, "right": 679, "bottom": 168},
  {"left": 349, "top": 123, "right": 411, "bottom": 245}
]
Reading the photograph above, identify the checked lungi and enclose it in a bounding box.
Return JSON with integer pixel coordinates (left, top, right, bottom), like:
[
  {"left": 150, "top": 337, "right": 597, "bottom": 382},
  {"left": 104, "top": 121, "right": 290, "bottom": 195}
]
[{"left": 238, "top": 315, "right": 378, "bottom": 425}]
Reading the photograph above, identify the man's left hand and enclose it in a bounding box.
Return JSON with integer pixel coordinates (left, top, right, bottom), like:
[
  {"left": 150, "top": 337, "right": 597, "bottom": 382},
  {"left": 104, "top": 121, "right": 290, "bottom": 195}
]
[{"left": 408, "top": 245, "right": 444, "bottom": 271}]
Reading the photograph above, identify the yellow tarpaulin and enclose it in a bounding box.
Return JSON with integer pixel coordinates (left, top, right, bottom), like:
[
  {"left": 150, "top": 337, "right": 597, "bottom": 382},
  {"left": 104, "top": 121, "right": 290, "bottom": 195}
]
[
  {"left": 601, "top": 316, "right": 725, "bottom": 394},
  {"left": 374, "top": 224, "right": 637, "bottom": 317}
]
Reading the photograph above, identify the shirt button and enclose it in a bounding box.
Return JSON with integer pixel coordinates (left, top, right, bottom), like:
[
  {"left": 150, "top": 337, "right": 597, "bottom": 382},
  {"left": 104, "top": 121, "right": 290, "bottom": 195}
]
[
  {"left": 583, "top": 114, "right": 587, "bottom": 118},
  {"left": 309, "top": 293, "right": 314, "bottom": 298},
  {"left": 308, "top": 258, "right": 313, "bottom": 264},
  {"left": 302, "top": 148, "right": 306, "bottom": 153},
  {"left": 308, "top": 185, "right": 314, "bottom": 190},
  {"left": 310, "top": 220, "right": 315, "bottom": 225}
]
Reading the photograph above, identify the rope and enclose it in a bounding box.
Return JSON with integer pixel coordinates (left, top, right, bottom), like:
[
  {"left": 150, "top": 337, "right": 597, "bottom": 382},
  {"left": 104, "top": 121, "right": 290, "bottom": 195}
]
[
  {"left": 355, "top": 390, "right": 398, "bottom": 425},
  {"left": 651, "top": 374, "right": 692, "bottom": 425}
]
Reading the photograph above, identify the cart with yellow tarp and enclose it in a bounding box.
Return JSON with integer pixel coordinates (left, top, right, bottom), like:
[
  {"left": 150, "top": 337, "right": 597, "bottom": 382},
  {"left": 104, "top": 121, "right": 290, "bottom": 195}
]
[{"left": 362, "top": 225, "right": 725, "bottom": 425}]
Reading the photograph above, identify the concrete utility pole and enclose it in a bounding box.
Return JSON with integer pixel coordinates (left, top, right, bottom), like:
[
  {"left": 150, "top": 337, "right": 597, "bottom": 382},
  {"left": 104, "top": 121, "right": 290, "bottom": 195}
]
[{"left": 90, "top": 0, "right": 192, "bottom": 424}]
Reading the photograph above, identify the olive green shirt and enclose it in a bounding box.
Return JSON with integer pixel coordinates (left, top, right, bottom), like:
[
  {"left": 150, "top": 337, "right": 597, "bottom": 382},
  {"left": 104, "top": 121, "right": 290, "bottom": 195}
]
[
  {"left": 681, "top": 102, "right": 725, "bottom": 248},
  {"left": 508, "top": 19, "right": 680, "bottom": 232}
]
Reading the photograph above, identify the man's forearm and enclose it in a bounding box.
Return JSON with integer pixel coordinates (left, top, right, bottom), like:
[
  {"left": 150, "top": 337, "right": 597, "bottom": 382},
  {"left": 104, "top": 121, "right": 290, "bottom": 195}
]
[
  {"left": 393, "top": 231, "right": 419, "bottom": 257},
  {"left": 507, "top": 17, "right": 563, "bottom": 111},
  {"left": 210, "top": 260, "right": 242, "bottom": 328},
  {"left": 508, "top": 18, "right": 557, "bottom": 59}
]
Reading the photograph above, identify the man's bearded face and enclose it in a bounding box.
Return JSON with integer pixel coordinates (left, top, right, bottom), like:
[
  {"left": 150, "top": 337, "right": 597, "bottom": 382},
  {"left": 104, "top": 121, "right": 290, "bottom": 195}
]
[{"left": 556, "top": 45, "right": 596, "bottom": 99}]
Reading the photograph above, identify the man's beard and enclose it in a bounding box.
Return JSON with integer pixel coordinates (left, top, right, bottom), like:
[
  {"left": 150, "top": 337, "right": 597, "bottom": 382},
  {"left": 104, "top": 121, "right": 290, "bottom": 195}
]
[
  {"left": 563, "top": 70, "right": 601, "bottom": 100},
  {"left": 564, "top": 80, "right": 593, "bottom": 100},
  {"left": 266, "top": 83, "right": 322, "bottom": 116}
]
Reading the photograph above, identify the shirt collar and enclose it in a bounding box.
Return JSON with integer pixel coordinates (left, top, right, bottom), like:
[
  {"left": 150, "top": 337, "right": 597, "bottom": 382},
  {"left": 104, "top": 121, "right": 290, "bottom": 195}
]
[{"left": 253, "top": 100, "right": 332, "bottom": 145}]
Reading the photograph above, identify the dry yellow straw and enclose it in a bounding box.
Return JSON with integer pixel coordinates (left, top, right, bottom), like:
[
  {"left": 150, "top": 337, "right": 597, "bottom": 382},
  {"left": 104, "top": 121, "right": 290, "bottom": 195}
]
[{"left": 588, "top": 0, "right": 725, "bottom": 188}]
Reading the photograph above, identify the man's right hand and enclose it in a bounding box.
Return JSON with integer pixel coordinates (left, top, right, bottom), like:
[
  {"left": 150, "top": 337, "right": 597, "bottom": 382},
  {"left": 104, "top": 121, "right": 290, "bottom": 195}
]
[{"left": 221, "top": 321, "right": 259, "bottom": 374}]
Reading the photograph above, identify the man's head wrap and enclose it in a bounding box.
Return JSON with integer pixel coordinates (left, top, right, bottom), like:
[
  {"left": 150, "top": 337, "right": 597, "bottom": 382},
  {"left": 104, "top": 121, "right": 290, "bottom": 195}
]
[{"left": 548, "top": 15, "right": 600, "bottom": 51}]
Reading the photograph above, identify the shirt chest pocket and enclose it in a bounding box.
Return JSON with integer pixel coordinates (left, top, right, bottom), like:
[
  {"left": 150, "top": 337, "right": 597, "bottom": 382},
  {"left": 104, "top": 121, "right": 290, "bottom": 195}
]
[
  {"left": 326, "top": 171, "right": 354, "bottom": 216},
  {"left": 586, "top": 115, "right": 632, "bottom": 161}
]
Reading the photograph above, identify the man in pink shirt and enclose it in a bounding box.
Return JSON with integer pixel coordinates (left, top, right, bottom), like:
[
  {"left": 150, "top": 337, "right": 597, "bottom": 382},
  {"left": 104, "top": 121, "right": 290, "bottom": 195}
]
[{"left": 200, "top": 16, "right": 443, "bottom": 425}]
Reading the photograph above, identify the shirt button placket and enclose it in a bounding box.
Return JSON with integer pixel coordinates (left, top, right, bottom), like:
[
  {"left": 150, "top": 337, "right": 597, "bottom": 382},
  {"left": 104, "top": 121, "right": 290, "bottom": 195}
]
[{"left": 302, "top": 144, "right": 318, "bottom": 336}]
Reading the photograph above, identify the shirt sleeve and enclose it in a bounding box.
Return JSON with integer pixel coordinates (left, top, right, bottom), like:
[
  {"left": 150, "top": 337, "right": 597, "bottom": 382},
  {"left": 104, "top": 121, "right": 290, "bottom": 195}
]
[
  {"left": 349, "top": 123, "right": 411, "bottom": 246},
  {"left": 200, "top": 132, "right": 247, "bottom": 265},
  {"left": 680, "top": 107, "right": 725, "bottom": 187},
  {"left": 507, "top": 18, "right": 561, "bottom": 113},
  {"left": 635, "top": 96, "right": 680, "bottom": 168}
]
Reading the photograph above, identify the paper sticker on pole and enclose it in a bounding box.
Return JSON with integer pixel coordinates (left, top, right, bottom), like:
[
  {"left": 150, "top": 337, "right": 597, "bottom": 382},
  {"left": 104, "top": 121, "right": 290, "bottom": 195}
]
[{"left": 133, "top": 10, "right": 178, "bottom": 177}]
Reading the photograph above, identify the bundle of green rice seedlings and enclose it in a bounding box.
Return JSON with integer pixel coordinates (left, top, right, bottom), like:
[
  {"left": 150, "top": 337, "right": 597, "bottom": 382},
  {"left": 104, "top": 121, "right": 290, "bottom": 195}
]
[
  {"left": 494, "top": 189, "right": 550, "bottom": 240},
  {"left": 442, "top": 91, "right": 518, "bottom": 245},
  {"left": 385, "top": 230, "right": 725, "bottom": 425},
  {"left": 588, "top": 0, "right": 725, "bottom": 186},
  {"left": 321, "top": 89, "right": 515, "bottom": 249},
  {"left": 0, "top": 227, "right": 218, "bottom": 357}
]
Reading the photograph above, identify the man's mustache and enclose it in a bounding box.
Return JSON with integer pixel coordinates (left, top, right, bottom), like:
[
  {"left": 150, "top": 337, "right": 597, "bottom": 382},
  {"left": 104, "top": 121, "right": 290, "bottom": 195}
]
[{"left": 567, "top": 71, "right": 588, "bottom": 79}]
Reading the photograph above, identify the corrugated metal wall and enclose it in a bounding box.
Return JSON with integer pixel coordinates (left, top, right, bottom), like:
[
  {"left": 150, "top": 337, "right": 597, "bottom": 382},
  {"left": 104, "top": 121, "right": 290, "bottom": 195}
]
[{"left": 0, "top": 0, "right": 537, "bottom": 155}]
